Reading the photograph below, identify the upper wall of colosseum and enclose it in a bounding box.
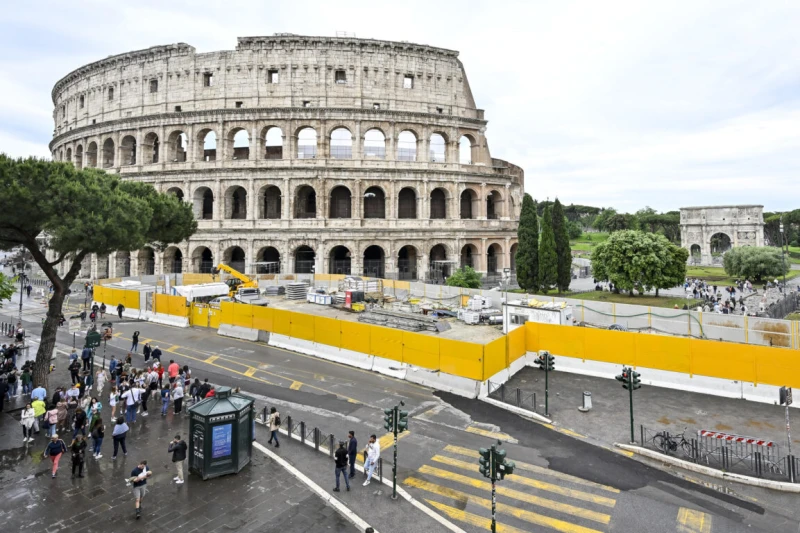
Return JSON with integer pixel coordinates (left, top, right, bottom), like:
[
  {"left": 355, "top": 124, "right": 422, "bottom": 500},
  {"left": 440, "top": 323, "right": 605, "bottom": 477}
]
[{"left": 51, "top": 35, "right": 483, "bottom": 135}]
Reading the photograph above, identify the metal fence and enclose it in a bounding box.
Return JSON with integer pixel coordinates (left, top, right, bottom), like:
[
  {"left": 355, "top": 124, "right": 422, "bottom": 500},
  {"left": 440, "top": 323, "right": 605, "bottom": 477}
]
[
  {"left": 487, "top": 381, "right": 538, "bottom": 413},
  {"left": 766, "top": 292, "right": 800, "bottom": 320}
]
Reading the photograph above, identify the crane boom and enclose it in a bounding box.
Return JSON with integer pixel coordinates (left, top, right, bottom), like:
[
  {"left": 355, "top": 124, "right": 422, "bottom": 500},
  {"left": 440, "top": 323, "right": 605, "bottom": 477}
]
[{"left": 212, "top": 263, "right": 258, "bottom": 296}]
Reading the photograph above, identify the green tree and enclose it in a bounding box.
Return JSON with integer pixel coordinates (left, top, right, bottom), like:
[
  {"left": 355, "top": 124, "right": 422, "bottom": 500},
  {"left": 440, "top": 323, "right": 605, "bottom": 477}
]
[
  {"left": 538, "top": 204, "right": 558, "bottom": 292},
  {"left": 655, "top": 244, "right": 689, "bottom": 297},
  {"left": 592, "top": 208, "right": 617, "bottom": 231},
  {"left": 566, "top": 219, "right": 583, "bottom": 239},
  {"left": 445, "top": 266, "right": 482, "bottom": 289},
  {"left": 515, "top": 194, "right": 539, "bottom": 292},
  {"left": 552, "top": 199, "right": 572, "bottom": 293},
  {"left": 0, "top": 156, "right": 197, "bottom": 389},
  {"left": 0, "top": 273, "right": 14, "bottom": 306},
  {"left": 723, "top": 246, "right": 789, "bottom": 281}
]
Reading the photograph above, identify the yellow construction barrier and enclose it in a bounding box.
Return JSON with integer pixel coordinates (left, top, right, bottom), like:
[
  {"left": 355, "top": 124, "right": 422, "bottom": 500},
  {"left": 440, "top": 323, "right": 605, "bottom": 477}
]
[
  {"left": 369, "top": 325, "right": 403, "bottom": 362},
  {"left": 439, "top": 338, "right": 484, "bottom": 381},
  {"left": 182, "top": 274, "right": 215, "bottom": 285},
  {"left": 340, "top": 321, "right": 371, "bottom": 354},
  {"left": 483, "top": 336, "right": 507, "bottom": 379},
  {"left": 402, "top": 331, "right": 439, "bottom": 370}
]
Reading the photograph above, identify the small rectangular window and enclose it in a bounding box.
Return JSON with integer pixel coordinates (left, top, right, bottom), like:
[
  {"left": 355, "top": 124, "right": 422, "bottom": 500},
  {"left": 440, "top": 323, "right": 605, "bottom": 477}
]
[
  {"left": 149, "top": 79, "right": 158, "bottom": 93},
  {"left": 436, "top": 107, "right": 443, "bottom": 114},
  {"left": 203, "top": 72, "right": 214, "bottom": 87},
  {"left": 174, "top": 105, "right": 182, "bottom": 112},
  {"left": 403, "top": 75, "right": 414, "bottom": 89},
  {"left": 373, "top": 103, "right": 380, "bottom": 110},
  {"left": 79, "top": 96, "right": 85, "bottom": 109},
  {"left": 303, "top": 101, "right": 311, "bottom": 108},
  {"left": 335, "top": 70, "right": 347, "bottom": 84},
  {"left": 108, "top": 87, "right": 114, "bottom": 101},
  {"left": 268, "top": 69, "right": 279, "bottom": 84},
  {"left": 235, "top": 101, "right": 243, "bottom": 108},
  {"left": 92, "top": 119, "right": 96, "bottom": 124}
]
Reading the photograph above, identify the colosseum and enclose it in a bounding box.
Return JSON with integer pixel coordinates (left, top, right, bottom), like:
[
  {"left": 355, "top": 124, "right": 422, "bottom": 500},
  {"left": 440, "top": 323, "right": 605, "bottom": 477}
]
[{"left": 48, "top": 34, "right": 523, "bottom": 283}]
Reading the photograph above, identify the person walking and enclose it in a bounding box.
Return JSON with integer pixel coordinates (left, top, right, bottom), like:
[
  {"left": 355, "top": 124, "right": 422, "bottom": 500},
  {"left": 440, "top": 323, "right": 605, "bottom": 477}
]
[
  {"left": 108, "top": 386, "right": 119, "bottom": 420},
  {"left": 112, "top": 417, "right": 129, "bottom": 459},
  {"left": 130, "top": 460, "right": 152, "bottom": 519},
  {"left": 56, "top": 398, "right": 68, "bottom": 434},
  {"left": 80, "top": 371, "right": 93, "bottom": 397},
  {"left": 80, "top": 346, "right": 92, "bottom": 372},
  {"left": 20, "top": 403, "right": 36, "bottom": 443},
  {"left": 168, "top": 434, "right": 187, "bottom": 484},
  {"left": 131, "top": 331, "right": 140, "bottom": 353},
  {"left": 363, "top": 434, "right": 380, "bottom": 486},
  {"left": 172, "top": 382, "right": 184, "bottom": 414},
  {"left": 31, "top": 384, "right": 47, "bottom": 403},
  {"left": 167, "top": 359, "right": 179, "bottom": 384},
  {"left": 99, "top": 303, "right": 107, "bottom": 319},
  {"left": 0, "top": 378, "right": 7, "bottom": 413},
  {"left": 70, "top": 435, "right": 87, "bottom": 478},
  {"left": 68, "top": 358, "right": 81, "bottom": 385},
  {"left": 190, "top": 378, "right": 201, "bottom": 404},
  {"left": 116, "top": 302, "right": 125, "bottom": 320},
  {"left": 90, "top": 416, "right": 105, "bottom": 458},
  {"left": 95, "top": 367, "right": 107, "bottom": 395},
  {"left": 43, "top": 433, "right": 68, "bottom": 478},
  {"left": 151, "top": 346, "right": 162, "bottom": 363},
  {"left": 44, "top": 403, "right": 59, "bottom": 438},
  {"left": 121, "top": 383, "right": 141, "bottom": 424},
  {"left": 32, "top": 396, "right": 46, "bottom": 435},
  {"left": 347, "top": 431, "right": 358, "bottom": 479},
  {"left": 267, "top": 407, "right": 280, "bottom": 448},
  {"left": 333, "top": 441, "right": 351, "bottom": 492},
  {"left": 160, "top": 383, "right": 170, "bottom": 416},
  {"left": 142, "top": 343, "right": 152, "bottom": 363},
  {"left": 72, "top": 407, "right": 88, "bottom": 439},
  {"left": 20, "top": 367, "right": 32, "bottom": 396},
  {"left": 26, "top": 283, "right": 32, "bottom": 298}
]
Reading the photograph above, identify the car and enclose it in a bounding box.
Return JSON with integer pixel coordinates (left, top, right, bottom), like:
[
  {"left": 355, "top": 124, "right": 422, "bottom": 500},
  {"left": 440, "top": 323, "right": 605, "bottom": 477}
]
[{"left": 209, "top": 296, "right": 234, "bottom": 308}]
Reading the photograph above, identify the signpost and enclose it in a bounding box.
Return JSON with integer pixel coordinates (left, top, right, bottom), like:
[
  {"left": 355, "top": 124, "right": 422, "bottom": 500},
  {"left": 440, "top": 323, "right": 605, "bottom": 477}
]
[
  {"left": 85, "top": 330, "right": 102, "bottom": 373},
  {"left": 68, "top": 316, "right": 82, "bottom": 335},
  {"left": 383, "top": 400, "right": 409, "bottom": 500},
  {"left": 780, "top": 386, "right": 794, "bottom": 482}
]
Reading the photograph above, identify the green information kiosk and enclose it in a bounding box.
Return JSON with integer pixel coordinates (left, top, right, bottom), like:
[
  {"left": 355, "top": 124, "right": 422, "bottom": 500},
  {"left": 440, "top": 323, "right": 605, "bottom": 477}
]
[{"left": 188, "top": 386, "right": 254, "bottom": 480}]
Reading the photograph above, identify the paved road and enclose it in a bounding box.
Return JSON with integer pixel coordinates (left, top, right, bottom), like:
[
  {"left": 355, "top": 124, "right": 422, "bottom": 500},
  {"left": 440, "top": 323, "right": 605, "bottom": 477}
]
[{"left": 3, "top": 294, "right": 800, "bottom": 532}]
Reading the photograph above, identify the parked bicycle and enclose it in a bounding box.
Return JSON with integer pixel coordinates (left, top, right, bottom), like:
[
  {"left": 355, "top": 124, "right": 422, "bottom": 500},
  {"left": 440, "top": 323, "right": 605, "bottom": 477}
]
[{"left": 652, "top": 428, "right": 693, "bottom": 457}]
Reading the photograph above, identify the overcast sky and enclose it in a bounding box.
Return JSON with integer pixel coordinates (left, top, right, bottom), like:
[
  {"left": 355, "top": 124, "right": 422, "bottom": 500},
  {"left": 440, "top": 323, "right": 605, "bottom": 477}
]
[{"left": 2, "top": 0, "right": 799, "bottom": 213}]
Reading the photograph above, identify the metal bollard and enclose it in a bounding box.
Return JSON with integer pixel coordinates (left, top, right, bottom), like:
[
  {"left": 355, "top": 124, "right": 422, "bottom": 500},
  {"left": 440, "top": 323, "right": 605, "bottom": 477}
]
[
  {"left": 754, "top": 451, "right": 763, "bottom": 478},
  {"left": 500, "top": 383, "right": 505, "bottom": 403},
  {"left": 262, "top": 406, "right": 268, "bottom": 424},
  {"left": 640, "top": 425, "right": 644, "bottom": 446},
  {"left": 287, "top": 416, "right": 293, "bottom": 436},
  {"left": 329, "top": 434, "right": 335, "bottom": 458},
  {"left": 515, "top": 388, "right": 521, "bottom": 407},
  {"left": 533, "top": 392, "right": 537, "bottom": 413},
  {"left": 378, "top": 458, "right": 383, "bottom": 482},
  {"left": 314, "top": 428, "right": 320, "bottom": 451},
  {"left": 300, "top": 421, "right": 305, "bottom": 444}
]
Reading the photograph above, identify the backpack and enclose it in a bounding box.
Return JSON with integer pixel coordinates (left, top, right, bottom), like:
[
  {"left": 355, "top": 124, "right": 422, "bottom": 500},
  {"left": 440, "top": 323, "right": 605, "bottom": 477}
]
[{"left": 273, "top": 414, "right": 281, "bottom": 427}]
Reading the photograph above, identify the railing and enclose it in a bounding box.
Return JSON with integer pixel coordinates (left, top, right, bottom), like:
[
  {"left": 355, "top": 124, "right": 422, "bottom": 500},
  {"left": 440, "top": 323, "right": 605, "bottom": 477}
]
[{"left": 487, "top": 381, "right": 537, "bottom": 413}]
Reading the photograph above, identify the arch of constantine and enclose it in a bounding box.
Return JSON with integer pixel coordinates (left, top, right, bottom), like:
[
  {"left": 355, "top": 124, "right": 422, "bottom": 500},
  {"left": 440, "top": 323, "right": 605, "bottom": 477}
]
[{"left": 679, "top": 205, "right": 765, "bottom": 265}]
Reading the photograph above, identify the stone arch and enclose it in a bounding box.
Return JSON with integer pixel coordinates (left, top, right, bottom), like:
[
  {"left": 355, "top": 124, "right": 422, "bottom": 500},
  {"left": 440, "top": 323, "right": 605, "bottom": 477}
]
[
  {"left": 229, "top": 127, "right": 250, "bottom": 160},
  {"left": 460, "top": 189, "right": 479, "bottom": 219},
  {"left": 397, "top": 245, "right": 419, "bottom": 280},
  {"left": 710, "top": 233, "right": 732, "bottom": 255},
  {"left": 487, "top": 242, "right": 503, "bottom": 275},
  {"left": 197, "top": 128, "right": 217, "bottom": 161},
  {"left": 429, "top": 133, "right": 447, "bottom": 163},
  {"left": 119, "top": 135, "right": 137, "bottom": 166},
  {"left": 429, "top": 243, "right": 451, "bottom": 281},
  {"left": 363, "top": 245, "right": 385, "bottom": 278},
  {"left": 66, "top": 147, "right": 72, "bottom": 163},
  {"left": 329, "top": 245, "right": 352, "bottom": 275},
  {"left": 690, "top": 244, "right": 702, "bottom": 264},
  {"left": 258, "top": 185, "right": 282, "bottom": 219},
  {"left": 363, "top": 186, "right": 386, "bottom": 219},
  {"left": 459, "top": 135, "right": 474, "bottom": 165},
  {"left": 75, "top": 145, "right": 84, "bottom": 168},
  {"left": 430, "top": 188, "right": 447, "bottom": 219},
  {"left": 329, "top": 186, "right": 352, "bottom": 218},
  {"left": 297, "top": 127, "right": 317, "bottom": 159},
  {"left": 86, "top": 141, "right": 98, "bottom": 168},
  {"left": 192, "top": 246, "right": 214, "bottom": 273},
  {"left": 255, "top": 246, "right": 281, "bottom": 274},
  {"left": 294, "top": 185, "right": 317, "bottom": 219},
  {"left": 397, "top": 130, "right": 418, "bottom": 162},
  {"left": 166, "top": 130, "right": 188, "bottom": 162},
  {"left": 102, "top": 138, "right": 115, "bottom": 168},
  {"left": 224, "top": 185, "right": 247, "bottom": 219},
  {"left": 398, "top": 187, "right": 417, "bottom": 219},
  {"left": 193, "top": 186, "right": 214, "bottom": 220},
  {"left": 163, "top": 246, "right": 183, "bottom": 274},
  {"left": 330, "top": 127, "right": 353, "bottom": 159},
  {"left": 460, "top": 243, "right": 479, "bottom": 270},
  {"left": 363, "top": 129, "right": 386, "bottom": 159},
  {"left": 294, "top": 245, "right": 316, "bottom": 274},
  {"left": 143, "top": 132, "right": 160, "bottom": 164},
  {"left": 138, "top": 247, "right": 155, "bottom": 275},
  {"left": 262, "top": 126, "right": 283, "bottom": 159},
  {"left": 116, "top": 251, "right": 131, "bottom": 277},
  {"left": 222, "top": 245, "right": 247, "bottom": 273},
  {"left": 510, "top": 243, "right": 518, "bottom": 273},
  {"left": 166, "top": 187, "right": 185, "bottom": 202},
  {"left": 487, "top": 190, "right": 503, "bottom": 220}
]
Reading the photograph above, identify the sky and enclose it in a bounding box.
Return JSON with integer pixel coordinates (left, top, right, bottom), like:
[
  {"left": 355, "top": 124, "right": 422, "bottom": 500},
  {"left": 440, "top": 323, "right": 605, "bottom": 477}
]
[{"left": 1, "top": 0, "right": 799, "bottom": 213}]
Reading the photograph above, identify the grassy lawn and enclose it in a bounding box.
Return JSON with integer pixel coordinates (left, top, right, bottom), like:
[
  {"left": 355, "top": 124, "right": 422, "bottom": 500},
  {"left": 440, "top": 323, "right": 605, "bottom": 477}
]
[
  {"left": 572, "top": 290, "right": 702, "bottom": 309},
  {"left": 789, "top": 246, "right": 800, "bottom": 265},
  {"left": 685, "top": 266, "right": 800, "bottom": 286},
  {"left": 786, "top": 312, "right": 800, "bottom": 321},
  {"left": 570, "top": 232, "right": 608, "bottom": 253}
]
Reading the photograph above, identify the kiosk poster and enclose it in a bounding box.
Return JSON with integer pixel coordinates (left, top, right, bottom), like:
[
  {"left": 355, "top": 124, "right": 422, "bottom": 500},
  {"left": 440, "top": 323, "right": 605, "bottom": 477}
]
[{"left": 211, "top": 424, "right": 232, "bottom": 459}]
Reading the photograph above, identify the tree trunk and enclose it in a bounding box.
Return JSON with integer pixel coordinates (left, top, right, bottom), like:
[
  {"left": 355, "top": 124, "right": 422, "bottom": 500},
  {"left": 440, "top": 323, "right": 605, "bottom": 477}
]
[
  {"left": 655, "top": 288, "right": 660, "bottom": 297},
  {"left": 33, "top": 291, "right": 65, "bottom": 390}
]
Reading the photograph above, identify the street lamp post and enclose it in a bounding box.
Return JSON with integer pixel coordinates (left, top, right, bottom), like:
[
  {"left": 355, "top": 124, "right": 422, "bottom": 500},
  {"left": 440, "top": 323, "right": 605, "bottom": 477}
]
[
  {"left": 779, "top": 221, "right": 787, "bottom": 293},
  {"left": 18, "top": 263, "right": 27, "bottom": 322}
]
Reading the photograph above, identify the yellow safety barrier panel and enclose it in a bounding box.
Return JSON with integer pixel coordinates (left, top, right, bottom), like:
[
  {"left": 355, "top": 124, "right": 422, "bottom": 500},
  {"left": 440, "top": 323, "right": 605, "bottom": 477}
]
[
  {"left": 153, "top": 293, "right": 168, "bottom": 315},
  {"left": 252, "top": 306, "right": 273, "bottom": 332},
  {"left": 582, "top": 329, "right": 633, "bottom": 365},
  {"left": 272, "top": 309, "right": 291, "bottom": 336},
  {"left": 508, "top": 326, "right": 526, "bottom": 364},
  {"left": 314, "top": 316, "right": 341, "bottom": 348},
  {"left": 538, "top": 323, "right": 584, "bottom": 359},
  {"left": 483, "top": 337, "right": 506, "bottom": 379},
  {"left": 190, "top": 304, "right": 209, "bottom": 327},
  {"left": 219, "top": 301, "right": 234, "bottom": 326},
  {"left": 525, "top": 321, "right": 540, "bottom": 353},
  {"left": 340, "top": 321, "right": 371, "bottom": 354},
  {"left": 635, "top": 334, "right": 690, "bottom": 374},
  {"left": 289, "top": 311, "right": 315, "bottom": 341},
  {"left": 208, "top": 307, "right": 221, "bottom": 329},
  {"left": 439, "top": 338, "right": 484, "bottom": 381},
  {"left": 402, "top": 331, "right": 439, "bottom": 370},
  {"left": 233, "top": 303, "right": 254, "bottom": 329},
  {"left": 369, "top": 325, "right": 403, "bottom": 362},
  {"left": 182, "top": 274, "right": 215, "bottom": 285}
]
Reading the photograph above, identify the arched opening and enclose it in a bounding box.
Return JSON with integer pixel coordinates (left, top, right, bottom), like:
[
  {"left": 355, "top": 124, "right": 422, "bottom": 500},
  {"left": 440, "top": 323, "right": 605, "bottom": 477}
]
[
  {"left": 329, "top": 246, "right": 351, "bottom": 275},
  {"left": 164, "top": 247, "right": 183, "bottom": 274},
  {"left": 397, "top": 131, "right": 417, "bottom": 162},
  {"left": 364, "top": 129, "right": 386, "bottom": 159},
  {"left": 86, "top": 142, "right": 98, "bottom": 168},
  {"left": 460, "top": 189, "right": 477, "bottom": 219},
  {"left": 259, "top": 185, "right": 282, "bottom": 219},
  {"left": 139, "top": 247, "right": 155, "bottom": 276},
  {"left": 363, "top": 187, "right": 385, "bottom": 219},
  {"left": 330, "top": 128, "right": 352, "bottom": 159},
  {"left": 231, "top": 128, "right": 250, "bottom": 160},
  {"left": 461, "top": 244, "right": 479, "bottom": 270},
  {"left": 690, "top": 244, "right": 702, "bottom": 264},
  {"left": 710, "top": 233, "right": 732, "bottom": 255},
  {"left": 66, "top": 148, "right": 72, "bottom": 163},
  {"left": 116, "top": 251, "right": 131, "bottom": 277},
  {"left": 143, "top": 132, "right": 160, "bottom": 164},
  {"left": 198, "top": 129, "right": 217, "bottom": 161},
  {"left": 459, "top": 136, "right": 473, "bottom": 165},
  {"left": 167, "top": 187, "right": 184, "bottom": 202},
  {"left": 363, "top": 245, "right": 385, "bottom": 278},
  {"left": 294, "top": 185, "right": 317, "bottom": 219},
  {"left": 430, "top": 188, "right": 447, "bottom": 219},
  {"left": 294, "top": 246, "right": 316, "bottom": 274},
  {"left": 510, "top": 243, "right": 518, "bottom": 273},
  {"left": 398, "top": 246, "right": 418, "bottom": 280},
  {"left": 264, "top": 127, "right": 283, "bottom": 159},
  {"left": 429, "top": 244, "right": 450, "bottom": 281},
  {"left": 224, "top": 246, "right": 246, "bottom": 274},
  {"left": 119, "top": 136, "right": 137, "bottom": 166},
  {"left": 487, "top": 190, "right": 502, "bottom": 220},
  {"left": 75, "top": 145, "right": 83, "bottom": 168},
  {"left": 487, "top": 243, "right": 502, "bottom": 276},
  {"left": 193, "top": 187, "right": 214, "bottom": 220},
  {"left": 429, "top": 133, "right": 446, "bottom": 163},
  {"left": 167, "top": 131, "right": 187, "bottom": 162},
  {"left": 102, "top": 138, "right": 115, "bottom": 168},
  {"left": 225, "top": 186, "right": 247, "bottom": 219},
  {"left": 256, "top": 247, "right": 281, "bottom": 274},
  {"left": 297, "top": 127, "right": 317, "bottom": 159},
  {"left": 398, "top": 187, "right": 417, "bottom": 219},
  {"left": 192, "top": 247, "right": 214, "bottom": 273},
  {"left": 329, "top": 186, "right": 352, "bottom": 219}
]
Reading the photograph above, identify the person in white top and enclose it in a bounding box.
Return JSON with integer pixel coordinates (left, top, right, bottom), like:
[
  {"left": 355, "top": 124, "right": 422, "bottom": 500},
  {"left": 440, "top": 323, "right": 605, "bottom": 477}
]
[
  {"left": 121, "top": 386, "right": 141, "bottom": 424},
  {"left": 363, "top": 434, "right": 380, "bottom": 486}
]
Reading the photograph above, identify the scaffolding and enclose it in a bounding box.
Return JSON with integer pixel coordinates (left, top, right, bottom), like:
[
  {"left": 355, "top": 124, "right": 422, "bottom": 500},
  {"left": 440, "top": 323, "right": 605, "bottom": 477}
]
[
  {"left": 429, "top": 260, "right": 458, "bottom": 282},
  {"left": 250, "top": 261, "right": 280, "bottom": 274}
]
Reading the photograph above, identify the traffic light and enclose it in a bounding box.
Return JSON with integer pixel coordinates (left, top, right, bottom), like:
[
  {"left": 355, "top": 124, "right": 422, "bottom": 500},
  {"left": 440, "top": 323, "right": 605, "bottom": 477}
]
[
  {"left": 383, "top": 408, "right": 394, "bottom": 433},
  {"left": 493, "top": 448, "right": 506, "bottom": 480},
  {"left": 544, "top": 353, "right": 555, "bottom": 371},
  {"left": 478, "top": 448, "right": 491, "bottom": 478},
  {"left": 397, "top": 410, "right": 409, "bottom": 433},
  {"left": 630, "top": 370, "right": 641, "bottom": 390},
  {"left": 616, "top": 367, "right": 630, "bottom": 389},
  {"left": 534, "top": 354, "right": 545, "bottom": 370}
]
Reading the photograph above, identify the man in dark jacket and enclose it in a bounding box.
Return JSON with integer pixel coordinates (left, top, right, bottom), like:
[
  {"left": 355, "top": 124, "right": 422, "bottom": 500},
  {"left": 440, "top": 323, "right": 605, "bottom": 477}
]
[
  {"left": 168, "top": 434, "right": 187, "bottom": 484},
  {"left": 347, "top": 430, "right": 358, "bottom": 479},
  {"left": 142, "top": 343, "right": 152, "bottom": 362},
  {"left": 151, "top": 346, "right": 162, "bottom": 363},
  {"left": 116, "top": 303, "right": 125, "bottom": 319},
  {"left": 81, "top": 346, "right": 92, "bottom": 372},
  {"left": 333, "top": 441, "right": 350, "bottom": 492},
  {"left": 68, "top": 359, "right": 81, "bottom": 384}
]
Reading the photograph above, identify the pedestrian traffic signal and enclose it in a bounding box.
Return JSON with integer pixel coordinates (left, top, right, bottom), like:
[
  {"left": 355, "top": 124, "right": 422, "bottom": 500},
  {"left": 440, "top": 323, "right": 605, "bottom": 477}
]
[
  {"left": 502, "top": 459, "right": 516, "bottom": 478},
  {"left": 630, "top": 370, "right": 641, "bottom": 390},
  {"left": 383, "top": 408, "right": 394, "bottom": 433},
  {"left": 478, "top": 447, "right": 492, "bottom": 478},
  {"left": 397, "top": 410, "right": 409, "bottom": 433}
]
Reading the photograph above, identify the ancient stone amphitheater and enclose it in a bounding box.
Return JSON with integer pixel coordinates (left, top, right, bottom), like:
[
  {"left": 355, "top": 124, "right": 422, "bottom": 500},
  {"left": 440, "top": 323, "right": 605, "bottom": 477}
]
[{"left": 49, "top": 34, "right": 523, "bottom": 282}]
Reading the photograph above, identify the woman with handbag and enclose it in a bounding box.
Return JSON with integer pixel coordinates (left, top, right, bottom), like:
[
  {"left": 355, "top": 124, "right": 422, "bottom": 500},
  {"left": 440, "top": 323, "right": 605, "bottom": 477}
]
[
  {"left": 44, "top": 404, "right": 59, "bottom": 438},
  {"left": 56, "top": 399, "right": 68, "bottom": 434},
  {"left": 112, "top": 417, "right": 129, "bottom": 459},
  {"left": 43, "top": 434, "right": 67, "bottom": 478},
  {"left": 90, "top": 416, "right": 105, "bottom": 458},
  {"left": 20, "top": 403, "right": 36, "bottom": 443}
]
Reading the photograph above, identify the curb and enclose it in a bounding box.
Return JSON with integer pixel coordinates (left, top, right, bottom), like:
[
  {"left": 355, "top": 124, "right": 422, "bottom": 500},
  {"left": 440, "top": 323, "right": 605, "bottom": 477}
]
[
  {"left": 479, "top": 396, "right": 553, "bottom": 424},
  {"left": 614, "top": 443, "right": 800, "bottom": 493},
  {"left": 253, "top": 441, "right": 378, "bottom": 532}
]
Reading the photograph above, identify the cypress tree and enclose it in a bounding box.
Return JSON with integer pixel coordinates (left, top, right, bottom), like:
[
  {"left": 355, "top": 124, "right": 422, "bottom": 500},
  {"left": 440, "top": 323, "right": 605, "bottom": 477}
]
[
  {"left": 552, "top": 198, "right": 572, "bottom": 293},
  {"left": 515, "top": 194, "right": 539, "bottom": 292},
  {"left": 538, "top": 204, "right": 558, "bottom": 292}
]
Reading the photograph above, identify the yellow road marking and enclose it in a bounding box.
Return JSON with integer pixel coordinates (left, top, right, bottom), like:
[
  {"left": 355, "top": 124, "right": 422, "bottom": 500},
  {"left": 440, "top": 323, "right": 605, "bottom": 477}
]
[
  {"left": 289, "top": 380, "right": 302, "bottom": 390},
  {"left": 677, "top": 508, "right": 712, "bottom": 533},
  {"left": 425, "top": 500, "right": 531, "bottom": 533},
  {"left": 543, "top": 423, "right": 586, "bottom": 439},
  {"left": 244, "top": 367, "right": 258, "bottom": 377},
  {"left": 406, "top": 472, "right": 611, "bottom": 524},
  {"left": 355, "top": 432, "right": 411, "bottom": 464},
  {"left": 430, "top": 455, "right": 616, "bottom": 508},
  {"left": 617, "top": 450, "right": 635, "bottom": 458},
  {"left": 204, "top": 355, "right": 219, "bottom": 364},
  {"left": 166, "top": 344, "right": 181, "bottom": 352},
  {"left": 409, "top": 478, "right": 603, "bottom": 533},
  {"left": 443, "top": 445, "right": 620, "bottom": 493},
  {"left": 465, "top": 425, "right": 518, "bottom": 443},
  {"left": 113, "top": 332, "right": 123, "bottom": 337}
]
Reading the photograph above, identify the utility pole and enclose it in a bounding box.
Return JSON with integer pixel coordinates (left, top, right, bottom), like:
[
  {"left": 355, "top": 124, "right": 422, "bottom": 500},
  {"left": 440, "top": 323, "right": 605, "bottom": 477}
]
[
  {"left": 534, "top": 351, "right": 555, "bottom": 416},
  {"left": 383, "top": 401, "right": 408, "bottom": 500},
  {"left": 616, "top": 366, "right": 641, "bottom": 444},
  {"left": 18, "top": 266, "right": 27, "bottom": 322},
  {"left": 478, "top": 440, "right": 515, "bottom": 533},
  {"left": 780, "top": 220, "right": 787, "bottom": 293},
  {"left": 780, "top": 387, "right": 794, "bottom": 482}
]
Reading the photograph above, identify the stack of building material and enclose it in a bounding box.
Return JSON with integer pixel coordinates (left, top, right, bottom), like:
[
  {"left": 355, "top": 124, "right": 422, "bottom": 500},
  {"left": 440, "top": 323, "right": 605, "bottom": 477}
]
[
  {"left": 264, "top": 286, "right": 285, "bottom": 297},
  {"left": 358, "top": 308, "right": 450, "bottom": 332},
  {"left": 286, "top": 282, "right": 309, "bottom": 300}
]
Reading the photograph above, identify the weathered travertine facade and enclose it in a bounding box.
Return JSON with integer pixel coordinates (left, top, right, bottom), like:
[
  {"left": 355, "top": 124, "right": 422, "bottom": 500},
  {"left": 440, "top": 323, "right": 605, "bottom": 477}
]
[
  {"left": 680, "top": 205, "right": 764, "bottom": 265},
  {"left": 49, "top": 35, "right": 522, "bottom": 281}
]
